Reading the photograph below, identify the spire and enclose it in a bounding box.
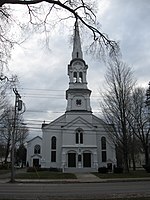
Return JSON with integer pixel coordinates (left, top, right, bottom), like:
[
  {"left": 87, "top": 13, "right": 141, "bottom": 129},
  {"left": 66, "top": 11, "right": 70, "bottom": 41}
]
[{"left": 72, "top": 20, "right": 83, "bottom": 60}]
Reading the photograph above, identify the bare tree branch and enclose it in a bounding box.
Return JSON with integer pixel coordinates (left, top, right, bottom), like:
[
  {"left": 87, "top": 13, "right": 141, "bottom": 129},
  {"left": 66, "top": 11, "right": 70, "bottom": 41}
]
[{"left": 0, "top": 0, "right": 120, "bottom": 61}]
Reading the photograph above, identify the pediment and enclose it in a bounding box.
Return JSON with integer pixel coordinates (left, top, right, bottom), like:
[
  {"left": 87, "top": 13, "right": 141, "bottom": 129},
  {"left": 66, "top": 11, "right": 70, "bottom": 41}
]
[{"left": 62, "top": 116, "right": 94, "bottom": 130}]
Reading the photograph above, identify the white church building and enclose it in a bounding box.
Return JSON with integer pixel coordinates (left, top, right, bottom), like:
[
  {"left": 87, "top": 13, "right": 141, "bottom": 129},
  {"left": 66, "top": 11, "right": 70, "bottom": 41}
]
[{"left": 27, "top": 21, "right": 116, "bottom": 172}]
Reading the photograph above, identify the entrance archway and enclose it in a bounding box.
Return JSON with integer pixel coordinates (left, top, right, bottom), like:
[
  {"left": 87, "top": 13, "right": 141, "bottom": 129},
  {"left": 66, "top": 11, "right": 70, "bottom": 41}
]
[
  {"left": 33, "top": 158, "right": 39, "bottom": 167},
  {"left": 83, "top": 153, "right": 91, "bottom": 167},
  {"left": 68, "top": 153, "right": 76, "bottom": 167}
]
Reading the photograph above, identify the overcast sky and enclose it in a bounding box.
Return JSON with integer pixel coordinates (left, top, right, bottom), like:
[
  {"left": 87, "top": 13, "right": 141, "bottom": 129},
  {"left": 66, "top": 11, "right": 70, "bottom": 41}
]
[{"left": 7, "top": 0, "right": 150, "bottom": 138}]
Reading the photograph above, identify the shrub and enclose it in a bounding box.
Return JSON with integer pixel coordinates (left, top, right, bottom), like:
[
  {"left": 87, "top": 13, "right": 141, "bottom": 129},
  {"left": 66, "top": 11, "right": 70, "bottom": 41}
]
[
  {"left": 113, "top": 166, "right": 123, "bottom": 173},
  {"left": 0, "top": 163, "right": 11, "bottom": 170},
  {"left": 98, "top": 167, "right": 108, "bottom": 173},
  {"left": 143, "top": 165, "right": 150, "bottom": 173}
]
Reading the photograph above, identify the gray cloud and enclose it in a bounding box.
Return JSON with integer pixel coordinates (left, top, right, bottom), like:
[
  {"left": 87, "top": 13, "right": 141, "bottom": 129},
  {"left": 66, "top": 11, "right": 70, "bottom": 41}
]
[
  {"left": 98, "top": 0, "right": 150, "bottom": 85},
  {"left": 8, "top": 0, "right": 150, "bottom": 138}
]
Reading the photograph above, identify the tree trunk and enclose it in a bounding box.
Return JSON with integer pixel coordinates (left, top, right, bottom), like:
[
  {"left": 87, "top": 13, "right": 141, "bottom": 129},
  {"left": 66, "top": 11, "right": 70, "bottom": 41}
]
[
  {"left": 4, "top": 139, "right": 10, "bottom": 164},
  {"left": 123, "top": 150, "right": 129, "bottom": 173},
  {"left": 144, "top": 145, "right": 149, "bottom": 166},
  {"left": 123, "top": 137, "right": 129, "bottom": 173},
  {"left": 131, "top": 151, "right": 136, "bottom": 171},
  {"left": 131, "top": 136, "right": 136, "bottom": 171}
]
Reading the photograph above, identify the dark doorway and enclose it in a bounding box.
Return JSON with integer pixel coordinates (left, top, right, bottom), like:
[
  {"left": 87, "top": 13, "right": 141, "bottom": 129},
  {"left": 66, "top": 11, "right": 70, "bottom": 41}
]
[
  {"left": 83, "top": 153, "right": 91, "bottom": 167},
  {"left": 33, "top": 158, "right": 39, "bottom": 167},
  {"left": 68, "top": 153, "right": 76, "bottom": 167}
]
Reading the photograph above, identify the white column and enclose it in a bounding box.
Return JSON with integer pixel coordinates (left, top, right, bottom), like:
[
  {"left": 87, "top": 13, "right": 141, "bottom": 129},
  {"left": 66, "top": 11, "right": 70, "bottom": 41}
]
[
  {"left": 93, "top": 151, "right": 98, "bottom": 169},
  {"left": 61, "top": 151, "right": 66, "bottom": 172},
  {"left": 77, "top": 72, "right": 80, "bottom": 82}
]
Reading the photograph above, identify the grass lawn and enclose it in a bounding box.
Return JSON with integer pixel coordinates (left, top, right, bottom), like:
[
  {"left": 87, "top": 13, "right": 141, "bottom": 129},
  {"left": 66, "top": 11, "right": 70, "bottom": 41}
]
[
  {"left": 15, "top": 171, "right": 77, "bottom": 179},
  {"left": 93, "top": 170, "right": 150, "bottom": 179}
]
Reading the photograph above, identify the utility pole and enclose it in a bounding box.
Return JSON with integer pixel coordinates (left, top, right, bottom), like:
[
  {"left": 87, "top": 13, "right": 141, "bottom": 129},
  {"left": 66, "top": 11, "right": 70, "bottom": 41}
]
[{"left": 10, "top": 88, "right": 22, "bottom": 183}]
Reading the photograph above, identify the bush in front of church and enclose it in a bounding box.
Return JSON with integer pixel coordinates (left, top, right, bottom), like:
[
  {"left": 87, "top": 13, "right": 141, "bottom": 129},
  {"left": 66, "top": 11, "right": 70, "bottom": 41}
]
[
  {"left": 113, "top": 166, "right": 123, "bottom": 173},
  {"left": 98, "top": 167, "right": 108, "bottom": 173},
  {"left": 143, "top": 165, "right": 150, "bottom": 173}
]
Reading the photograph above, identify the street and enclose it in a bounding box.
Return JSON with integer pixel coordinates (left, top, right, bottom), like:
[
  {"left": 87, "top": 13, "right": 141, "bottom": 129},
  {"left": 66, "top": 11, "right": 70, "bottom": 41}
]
[{"left": 0, "top": 181, "right": 150, "bottom": 199}]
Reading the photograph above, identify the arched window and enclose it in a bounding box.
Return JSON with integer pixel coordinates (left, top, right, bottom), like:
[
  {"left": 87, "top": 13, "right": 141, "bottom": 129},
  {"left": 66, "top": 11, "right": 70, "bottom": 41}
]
[
  {"left": 79, "top": 72, "right": 83, "bottom": 83},
  {"left": 51, "top": 136, "right": 56, "bottom": 162},
  {"left": 101, "top": 136, "right": 106, "bottom": 150},
  {"left": 34, "top": 145, "right": 41, "bottom": 154},
  {"left": 75, "top": 129, "right": 83, "bottom": 144},
  {"left": 51, "top": 136, "right": 56, "bottom": 150},
  {"left": 73, "top": 72, "right": 77, "bottom": 83}
]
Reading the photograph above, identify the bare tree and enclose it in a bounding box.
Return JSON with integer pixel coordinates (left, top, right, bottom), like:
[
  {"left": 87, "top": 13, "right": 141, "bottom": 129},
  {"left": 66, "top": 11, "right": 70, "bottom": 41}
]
[
  {"left": 16, "top": 143, "right": 27, "bottom": 167},
  {"left": 0, "top": 108, "right": 13, "bottom": 163},
  {"left": 0, "top": 106, "right": 29, "bottom": 164},
  {"left": 101, "top": 59, "right": 135, "bottom": 172},
  {"left": 129, "top": 87, "right": 150, "bottom": 167},
  {"left": 0, "top": 0, "right": 120, "bottom": 70}
]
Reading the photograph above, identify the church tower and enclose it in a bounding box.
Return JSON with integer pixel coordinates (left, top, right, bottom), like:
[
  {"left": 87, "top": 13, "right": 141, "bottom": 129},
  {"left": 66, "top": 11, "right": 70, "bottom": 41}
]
[{"left": 66, "top": 20, "right": 92, "bottom": 112}]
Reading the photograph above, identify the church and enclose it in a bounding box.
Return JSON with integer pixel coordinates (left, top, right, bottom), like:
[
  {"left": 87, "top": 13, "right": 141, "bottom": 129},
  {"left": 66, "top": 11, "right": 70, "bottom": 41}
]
[{"left": 26, "top": 21, "right": 116, "bottom": 172}]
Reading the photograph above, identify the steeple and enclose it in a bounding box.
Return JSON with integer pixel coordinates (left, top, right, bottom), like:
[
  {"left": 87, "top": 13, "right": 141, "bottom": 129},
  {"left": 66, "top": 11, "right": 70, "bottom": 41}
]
[
  {"left": 72, "top": 20, "right": 83, "bottom": 60},
  {"left": 66, "top": 20, "right": 92, "bottom": 112}
]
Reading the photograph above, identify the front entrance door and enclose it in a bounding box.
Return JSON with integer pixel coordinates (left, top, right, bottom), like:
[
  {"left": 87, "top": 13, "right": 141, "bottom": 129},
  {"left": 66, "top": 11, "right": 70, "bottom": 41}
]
[
  {"left": 33, "top": 158, "right": 39, "bottom": 167},
  {"left": 68, "top": 153, "right": 76, "bottom": 167},
  {"left": 83, "top": 153, "right": 91, "bottom": 167}
]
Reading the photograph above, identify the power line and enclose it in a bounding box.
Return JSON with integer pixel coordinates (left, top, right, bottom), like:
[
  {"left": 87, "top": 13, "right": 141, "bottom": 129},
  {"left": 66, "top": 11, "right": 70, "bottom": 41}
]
[
  {"left": 22, "top": 126, "right": 112, "bottom": 134},
  {"left": 6, "top": 87, "right": 101, "bottom": 96},
  {"left": 19, "top": 88, "right": 65, "bottom": 92}
]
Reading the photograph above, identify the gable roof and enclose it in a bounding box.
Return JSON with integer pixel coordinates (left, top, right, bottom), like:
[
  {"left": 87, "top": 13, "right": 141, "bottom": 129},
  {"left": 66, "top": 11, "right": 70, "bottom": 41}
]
[
  {"left": 92, "top": 114, "right": 108, "bottom": 126},
  {"left": 42, "top": 114, "right": 66, "bottom": 129},
  {"left": 27, "top": 136, "right": 42, "bottom": 143},
  {"left": 62, "top": 116, "right": 94, "bottom": 130}
]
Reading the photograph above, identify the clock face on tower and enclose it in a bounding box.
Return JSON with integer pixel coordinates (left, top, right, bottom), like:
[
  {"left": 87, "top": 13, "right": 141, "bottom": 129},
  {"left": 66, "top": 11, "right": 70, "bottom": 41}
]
[{"left": 76, "top": 99, "right": 82, "bottom": 106}]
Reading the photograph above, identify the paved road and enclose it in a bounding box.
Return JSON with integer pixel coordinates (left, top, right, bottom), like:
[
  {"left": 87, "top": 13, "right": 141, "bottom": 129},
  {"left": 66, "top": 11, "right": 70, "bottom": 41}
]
[{"left": 0, "top": 181, "right": 150, "bottom": 199}]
